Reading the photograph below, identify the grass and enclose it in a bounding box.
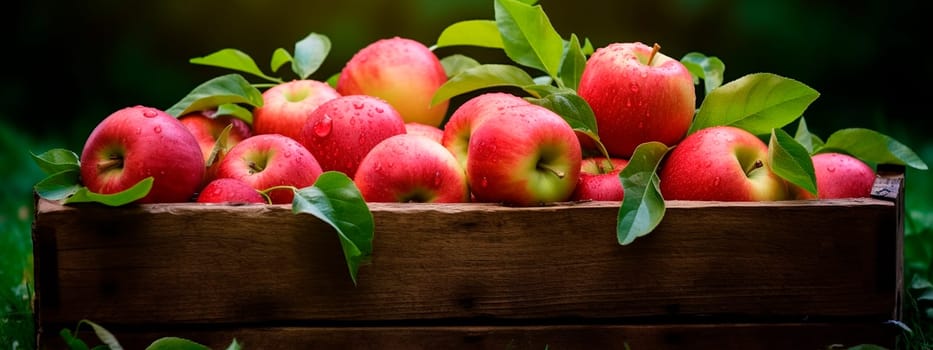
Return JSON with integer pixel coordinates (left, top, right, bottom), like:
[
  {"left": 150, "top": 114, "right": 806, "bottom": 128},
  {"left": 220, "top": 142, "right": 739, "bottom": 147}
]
[{"left": 0, "top": 123, "right": 40, "bottom": 349}]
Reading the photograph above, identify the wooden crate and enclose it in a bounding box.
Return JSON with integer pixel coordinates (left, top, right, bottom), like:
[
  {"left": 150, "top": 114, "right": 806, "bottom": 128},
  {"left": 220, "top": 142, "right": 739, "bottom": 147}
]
[{"left": 32, "top": 168, "right": 905, "bottom": 349}]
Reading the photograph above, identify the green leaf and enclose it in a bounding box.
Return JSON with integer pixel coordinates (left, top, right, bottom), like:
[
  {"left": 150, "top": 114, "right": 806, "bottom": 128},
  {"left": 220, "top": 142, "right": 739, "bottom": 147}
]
[
  {"left": 558, "top": 34, "right": 586, "bottom": 90},
  {"left": 434, "top": 20, "right": 504, "bottom": 49},
  {"left": 793, "top": 117, "right": 824, "bottom": 154},
  {"left": 532, "top": 75, "right": 553, "bottom": 86},
  {"left": 63, "top": 177, "right": 154, "bottom": 206},
  {"left": 31, "top": 148, "right": 80, "bottom": 175},
  {"left": 326, "top": 72, "right": 340, "bottom": 89},
  {"left": 189, "top": 48, "right": 282, "bottom": 83},
  {"left": 689, "top": 73, "right": 820, "bottom": 135},
  {"left": 270, "top": 48, "right": 293, "bottom": 73},
  {"left": 525, "top": 91, "right": 598, "bottom": 137},
  {"left": 521, "top": 84, "right": 566, "bottom": 98},
  {"left": 845, "top": 346, "right": 891, "bottom": 350},
  {"left": 145, "top": 337, "right": 211, "bottom": 350},
  {"left": 494, "top": 0, "right": 565, "bottom": 77},
  {"left": 439, "top": 54, "right": 481, "bottom": 78},
  {"left": 431, "top": 64, "right": 536, "bottom": 106},
  {"left": 769, "top": 128, "right": 817, "bottom": 195},
  {"left": 819, "top": 128, "right": 929, "bottom": 170},
  {"left": 205, "top": 124, "right": 234, "bottom": 168},
  {"left": 581, "top": 37, "right": 594, "bottom": 56},
  {"left": 292, "top": 32, "right": 331, "bottom": 79},
  {"left": 680, "top": 52, "right": 725, "bottom": 95},
  {"left": 617, "top": 142, "right": 670, "bottom": 245},
  {"left": 165, "top": 74, "right": 265, "bottom": 118},
  {"left": 292, "top": 171, "right": 374, "bottom": 285},
  {"left": 34, "top": 169, "right": 81, "bottom": 200},
  {"left": 60, "top": 328, "right": 90, "bottom": 350},
  {"left": 526, "top": 91, "right": 611, "bottom": 160},
  {"left": 82, "top": 320, "right": 123, "bottom": 350},
  {"left": 214, "top": 103, "right": 254, "bottom": 125},
  {"left": 225, "top": 339, "right": 243, "bottom": 350}
]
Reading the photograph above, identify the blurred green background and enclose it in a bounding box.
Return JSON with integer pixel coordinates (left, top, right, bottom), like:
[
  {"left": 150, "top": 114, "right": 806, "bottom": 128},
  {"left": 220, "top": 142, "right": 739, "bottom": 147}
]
[{"left": 3, "top": 0, "right": 932, "bottom": 348}]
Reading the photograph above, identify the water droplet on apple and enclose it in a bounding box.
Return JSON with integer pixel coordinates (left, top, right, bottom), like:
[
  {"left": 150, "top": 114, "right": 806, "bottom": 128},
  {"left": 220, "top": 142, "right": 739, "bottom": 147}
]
[
  {"left": 135, "top": 128, "right": 142, "bottom": 135},
  {"left": 625, "top": 99, "right": 632, "bottom": 108},
  {"left": 375, "top": 107, "right": 384, "bottom": 114},
  {"left": 313, "top": 115, "right": 333, "bottom": 137},
  {"left": 353, "top": 102, "right": 365, "bottom": 110},
  {"left": 283, "top": 151, "right": 292, "bottom": 158},
  {"left": 480, "top": 177, "right": 489, "bottom": 188},
  {"left": 142, "top": 109, "right": 158, "bottom": 118},
  {"left": 713, "top": 177, "right": 721, "bottom": 186},
  {"left": 827, "top": 166, "right": 836, "bottom": 173},
  {"left": 434, "top": 171, "right": 442, "bottom": 186},
  {"left": 629, "top": 82, "right": 639, "bottom": 93},
  {"left": 153, "top": 126, "right": 162, "bottom": 134}
]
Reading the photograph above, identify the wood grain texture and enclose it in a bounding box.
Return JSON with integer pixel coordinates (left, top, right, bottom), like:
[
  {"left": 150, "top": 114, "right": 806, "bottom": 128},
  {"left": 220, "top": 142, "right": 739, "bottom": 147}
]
[
  {"left": 36, "top": 322, "right": 900, "bottom": 350},
  {"left": 34, "top": 197, "right": 898, "bottom": 328}
]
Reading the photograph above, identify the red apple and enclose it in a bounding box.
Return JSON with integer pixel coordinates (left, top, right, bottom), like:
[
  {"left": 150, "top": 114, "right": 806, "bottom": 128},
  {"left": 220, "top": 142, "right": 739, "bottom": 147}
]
[
  {"left": 794, "top": 152, "right": 875, "bottom": 199},
  {"left": 252, "top": 79, "right": 341, "bottom": 141},
  {"left": 79, "top": 105, "right": 205, "bottom": 203},
  {"left": 441, "top": 92, "right": 531, "bottom": 170},
  {"left": 467, "top": 103, "right": 582, "bottom": 205},
  {"left": 405, "top": 122, "right": 444, "bottom": 144},
  {"left": 196, "top": 177, "right": 266, "bottom": 204},
  {"left": 299, "top": 95, "right": 406, "bottom": 178},
  {"left": 214, "top": 134, "right": 323, "bottom": 204},
  {"left": 336, "top": 36, "right": 449, "bottom": 127},
  {"left": 178, "top": 111, "right": 253, "bottom": 183},
  {"left": 354, "top": 134, "right": 469, "bottom": 203},
  {"left": 570, "top": 157, "right": 629, "bottom": 201},
  {"left": 658, "top": 126, "right": 789, "bottom": 201},
  {"left": 577, "top": 42, "right": 696, "bottom": 158}
]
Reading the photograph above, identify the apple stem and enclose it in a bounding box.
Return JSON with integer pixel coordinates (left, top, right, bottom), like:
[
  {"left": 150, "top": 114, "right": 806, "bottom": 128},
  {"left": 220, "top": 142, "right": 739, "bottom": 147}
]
[
  {"left": 248, "top": 161, "right": 264, "bottom": 174},
  {"left": 745, "top": 159, "right": 764, "bottom": 175},
  {"left": 97, "top": 155, "right": 123, "bottom": 172},
  {"left": 538, "top": 164, "right": 566, "bottom": 179},
  {"left": 597, "top": 159, "right": 615, "bottom": 174},
  {"left": 260, "top": 185, "right": 299, "bottom": 202},
  {"left": 648, "top": 43, "right": 661, "bottom": 66}
]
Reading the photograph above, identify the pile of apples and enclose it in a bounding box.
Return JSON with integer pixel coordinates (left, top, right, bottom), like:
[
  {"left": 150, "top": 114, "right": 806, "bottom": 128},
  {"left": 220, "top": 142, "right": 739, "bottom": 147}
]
[{"left": 76, "top": 36, "right": 878, "bottom": 207}]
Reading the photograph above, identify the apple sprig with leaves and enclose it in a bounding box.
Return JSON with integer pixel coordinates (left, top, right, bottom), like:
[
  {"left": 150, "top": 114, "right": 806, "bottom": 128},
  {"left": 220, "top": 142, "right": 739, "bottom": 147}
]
[
  {"left": 33, "top": 40, "right": 373, "bottom": 284},
  {"left": 163, "top": 32, "right": 334, "bottom": 127},
  {"left": 429, "top": 0, "right": 611, "bottom": 160},
  {"left": 188, "top": 32, "right": 333, "bottom": 88},
  {"left": 617, "top": 69, "right": 929, "bottom": 244},
  {"left": 427, "top": 0, "right": 928, "bottom": 246},
  {"left": 60, "top": 318, "right": 241, "bottom": 350}
]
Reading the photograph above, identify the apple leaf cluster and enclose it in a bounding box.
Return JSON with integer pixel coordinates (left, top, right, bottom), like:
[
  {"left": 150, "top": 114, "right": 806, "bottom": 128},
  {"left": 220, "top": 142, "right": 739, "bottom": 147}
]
[
  {"left": 31, "top": 32, "right": 374, "bottom": 286},
  {"left": 60, "top": 319, "right": 240, "bottom": 350},
  {"left": 189, "top": 32, "right": 332, "bottom": 86},
  {"left": 32, "top": 148, "right": 153, "bottom": 206},
  {"left": 427, "top": 0, "right": 929, "bottom": 245}
]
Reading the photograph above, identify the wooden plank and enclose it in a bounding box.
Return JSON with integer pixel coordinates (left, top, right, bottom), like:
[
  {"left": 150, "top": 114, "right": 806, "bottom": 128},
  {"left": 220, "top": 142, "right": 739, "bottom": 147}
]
[
  {"left": 37, "top": 323, "right": 900, "bottom": 350},
  {"left": 34, "top": 197, "right": 898, "bottom": 325}
]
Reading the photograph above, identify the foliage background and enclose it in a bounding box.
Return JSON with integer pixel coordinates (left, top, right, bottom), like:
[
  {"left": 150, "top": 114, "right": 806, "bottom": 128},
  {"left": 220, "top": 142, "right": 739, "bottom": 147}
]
[{"left": 3, "top": 0, "right": 932, "bottom": 348}]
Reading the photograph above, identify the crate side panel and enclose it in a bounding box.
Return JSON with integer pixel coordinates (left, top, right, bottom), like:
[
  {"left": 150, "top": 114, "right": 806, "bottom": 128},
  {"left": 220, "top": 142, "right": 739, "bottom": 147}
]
[{"left": 34, "top": 200, "right": 897, "bottom": 324}]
